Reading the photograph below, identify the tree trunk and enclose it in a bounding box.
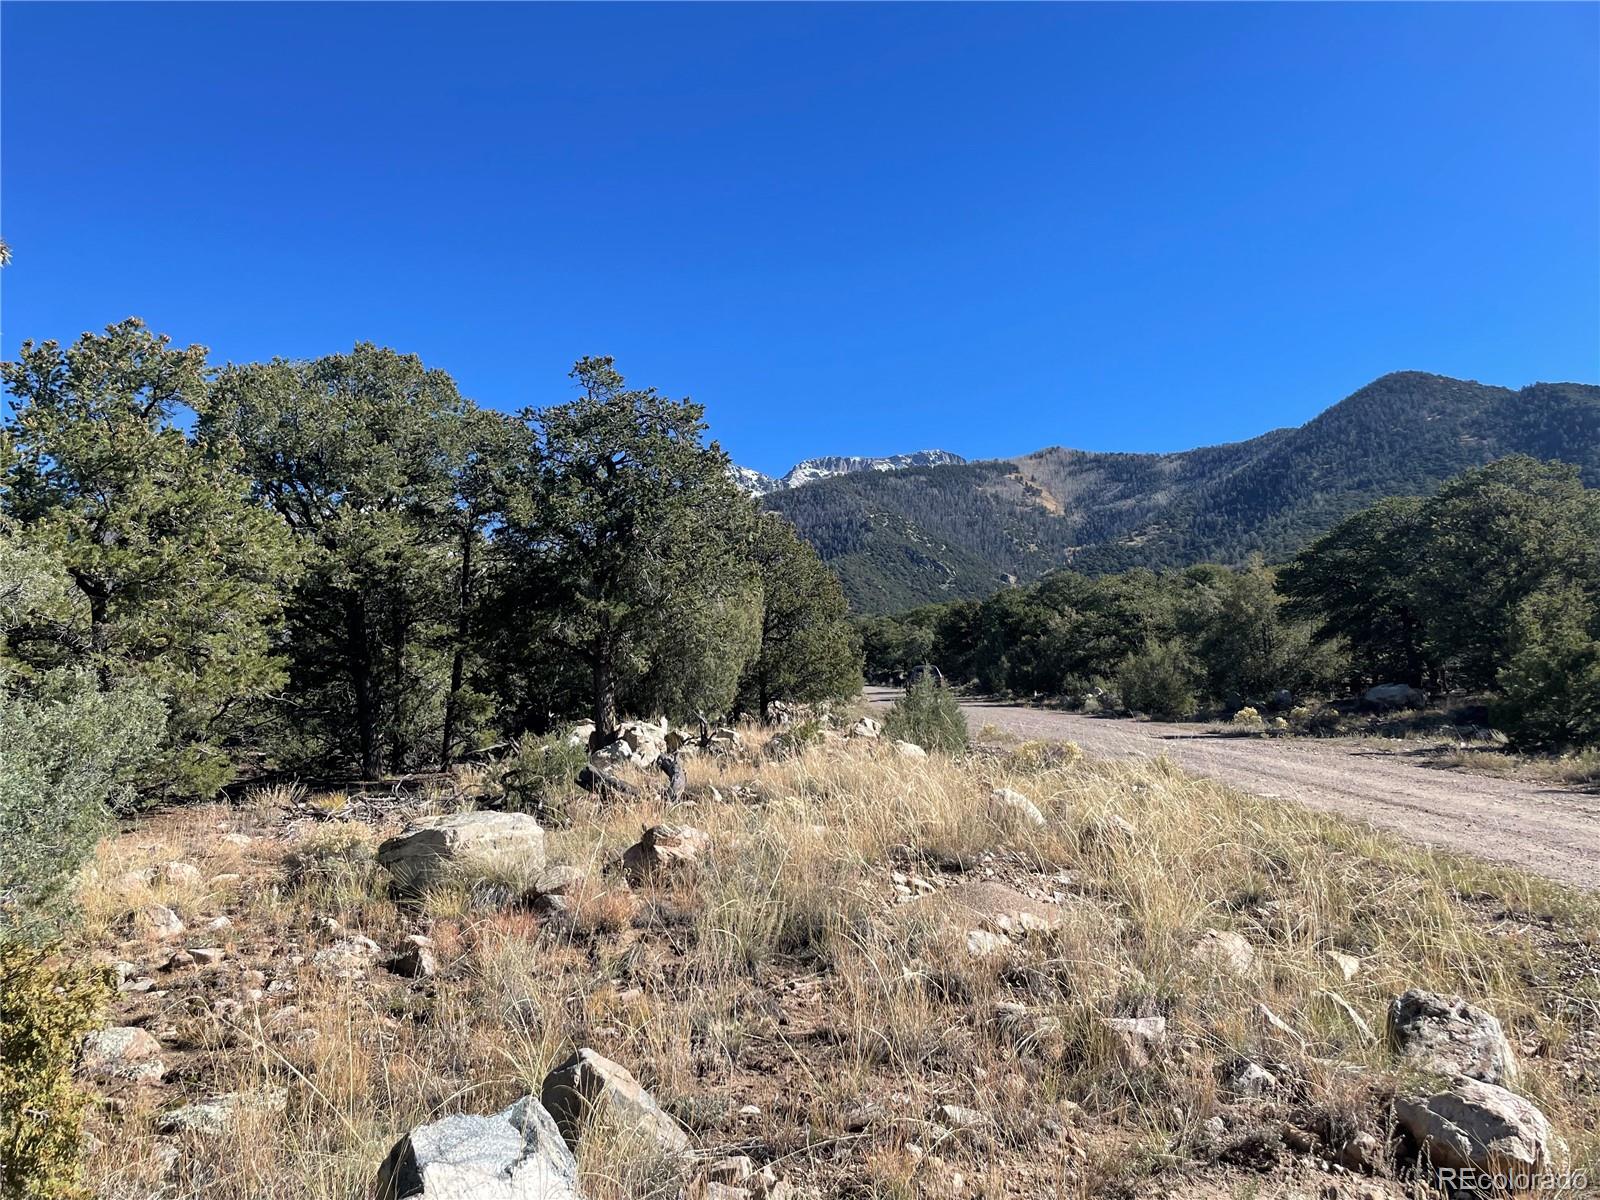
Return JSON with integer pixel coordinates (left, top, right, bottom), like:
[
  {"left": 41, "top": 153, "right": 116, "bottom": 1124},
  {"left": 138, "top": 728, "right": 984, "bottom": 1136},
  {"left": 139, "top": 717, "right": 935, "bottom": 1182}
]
[
  {"left": 347, "top": 597, "right": 379, "bottom": 780},
  {"left": 592, "top": 642, "right": 618, "bottom": 735},
  {"left": 440, "top": 529, "right": 474, "bottom": 768}
]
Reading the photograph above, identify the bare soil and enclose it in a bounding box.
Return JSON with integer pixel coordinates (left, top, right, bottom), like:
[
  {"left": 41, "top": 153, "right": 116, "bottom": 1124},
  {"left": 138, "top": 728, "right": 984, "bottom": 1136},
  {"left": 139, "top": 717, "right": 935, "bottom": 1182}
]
[{"left": 868, "top": 688, "right": 1600, "bottom": 892}]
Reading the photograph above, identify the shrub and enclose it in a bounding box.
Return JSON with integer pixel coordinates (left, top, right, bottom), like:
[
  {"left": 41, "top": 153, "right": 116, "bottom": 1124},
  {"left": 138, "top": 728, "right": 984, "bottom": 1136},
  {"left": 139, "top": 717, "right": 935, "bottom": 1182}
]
[
  {"left": 1492, "top": 584, "right": 1600, "bottom": 752},
  {"left": 883, "top": 678, "right": 968, "bottom": 754},
  {"left": 1231, "top": 706, "right": 1262, "bottom": 725},
  {"left": 0, "top": 942, "right": 106, "bottom": 1200},
  {"left": 0, "top": 671, "right": 164, "bottom": 942},
  {"left": 487, "top": 732, "right": 589, "bottom": 824},
  {"left": 1116, "top": 639, "right": 1199, "bottom": 720}
]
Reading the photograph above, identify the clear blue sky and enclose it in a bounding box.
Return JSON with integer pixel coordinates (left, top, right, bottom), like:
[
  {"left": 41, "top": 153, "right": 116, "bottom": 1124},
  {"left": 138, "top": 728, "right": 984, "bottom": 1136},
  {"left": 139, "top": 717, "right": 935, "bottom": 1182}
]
[{"left": 3, "top": 3, "right": 1596, "bottom": 475}]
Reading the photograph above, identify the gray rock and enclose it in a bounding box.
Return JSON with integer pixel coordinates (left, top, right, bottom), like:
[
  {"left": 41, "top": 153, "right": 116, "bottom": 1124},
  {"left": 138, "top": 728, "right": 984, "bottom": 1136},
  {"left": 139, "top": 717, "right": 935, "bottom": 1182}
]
[
  {"left": 1220, "top": 1058, "right": 1278, "bottom": 1098},
  {"left": 378, "top": 812, "right": 546, "bottom": 894},
  {"left": 159, "top": 1089, "right": 287, "bottom": 1136},
  {"left": 989, "top": 787, "right": 1046, "bottom": 828},
  {"left": 375, "top": 1095, "right": 579, "bottom": 1200},
  {"left": 80, "top": 1026, "right": 165, "bottom": 1082},
  {"left": 141, "top": 903, "right": 186, "bottom": 939},
  {"left": 1394, "top": 1077, "right": 1562, "bottom": 1177},
  {"left": 1386, "top": 989, "right": 1517, "bottom": 1085},
  {"left": 1100, "top": 1016, "right": 1167, "bottom": 1069},
  {"left": 619, "top": 824, "right": 709, "bottom": 884},
  {"left": 893, "top": 740, "right": 927, "bottom": 759},
  {"left": 1363, "top": 683, "right": 1426, "bottom": 710},
  {"left": 1190, "top": 928, "right": 1256, "bottom": 977},
  {"left": 540, "top": 1047, "right": 689, "bottom": 1154}
]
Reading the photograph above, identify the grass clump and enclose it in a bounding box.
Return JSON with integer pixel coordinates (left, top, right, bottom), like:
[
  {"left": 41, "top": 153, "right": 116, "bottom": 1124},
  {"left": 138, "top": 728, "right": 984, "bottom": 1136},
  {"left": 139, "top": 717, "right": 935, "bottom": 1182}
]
[{"left": 883, "top": 678, "right": 968, "bottom": 754}]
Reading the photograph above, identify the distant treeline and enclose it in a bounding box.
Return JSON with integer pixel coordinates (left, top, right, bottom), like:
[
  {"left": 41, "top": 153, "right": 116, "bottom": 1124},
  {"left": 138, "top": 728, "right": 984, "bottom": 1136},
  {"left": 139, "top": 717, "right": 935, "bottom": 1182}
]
[
  {"left": 1, "top": 320, "right": 861, "bottom": 804},
  {"left": 859, "top": 457, "right": 1600, "bottom": 751}
]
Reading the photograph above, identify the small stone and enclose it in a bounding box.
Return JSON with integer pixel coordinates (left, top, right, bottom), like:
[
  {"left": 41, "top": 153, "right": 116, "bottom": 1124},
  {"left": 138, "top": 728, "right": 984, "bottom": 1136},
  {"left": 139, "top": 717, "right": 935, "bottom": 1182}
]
[
  {"left": 80, "top": 1026, "right": 165, "bottom": 1082},
  {"left": 989, "top": 787, "right": 1046, "bottom": 828},
  {"left": 388, "top": 943, "right": 438, "bottom": 979},
  {"left": 1100, "top": 1016, "right": 1167, "bottom": 1068},
  {"left": 1318, "top": 990, "right": 1376, "bottom": 1044},
  {"left": 140, "top": 904, "right": 186, "bottom": 940},
  {"left": 1191, "top": 928, "right": 1256, "bottom": 977},
  {"left": 155, "top": 862, "right": 202, "bottom": 886},
  {"left": 189, "top": 947, "right": 226, "bottom": 966},
  {"left": 1326, "top": 950, "right": 1362, "bottom": 981},
  {"left": 620, "top": 824, "right": 709, "bottom": 884},
  {"left": 935, "top": 1104, "right": 992, "bottom": 1131},
  {"left": 1221, "top": 1058, "right": 1279, "bottom": 1097}
]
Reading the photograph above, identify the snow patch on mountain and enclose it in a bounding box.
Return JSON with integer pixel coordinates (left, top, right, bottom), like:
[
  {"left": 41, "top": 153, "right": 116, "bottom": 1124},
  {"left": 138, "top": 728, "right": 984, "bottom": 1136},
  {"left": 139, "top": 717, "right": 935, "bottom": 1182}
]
[{"left": 732, "top": 450, "right": 965, "bottom": 496}]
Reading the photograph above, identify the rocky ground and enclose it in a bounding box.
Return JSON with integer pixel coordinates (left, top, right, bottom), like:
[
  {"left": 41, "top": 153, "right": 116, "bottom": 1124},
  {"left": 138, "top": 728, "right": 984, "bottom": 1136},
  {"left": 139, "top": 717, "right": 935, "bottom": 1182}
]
[{"left": 70, "top": 715, "right": 1599, "bottom": 1199}]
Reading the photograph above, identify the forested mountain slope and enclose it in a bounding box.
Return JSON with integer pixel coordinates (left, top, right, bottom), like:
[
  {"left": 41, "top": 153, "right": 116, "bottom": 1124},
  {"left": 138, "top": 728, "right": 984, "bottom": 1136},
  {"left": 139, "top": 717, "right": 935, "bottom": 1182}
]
[{"left": 764, "top": 373, "right": 1600, "bottom": 612}]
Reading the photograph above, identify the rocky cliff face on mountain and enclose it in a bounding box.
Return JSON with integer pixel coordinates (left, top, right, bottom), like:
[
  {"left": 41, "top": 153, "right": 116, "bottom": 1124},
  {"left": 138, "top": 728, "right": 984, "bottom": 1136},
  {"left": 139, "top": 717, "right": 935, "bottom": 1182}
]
[
  {"left": 760, "top": 373, "right": 1600, "bottom": 612},
  {"left": 734, "top": 450, "right": 966, "bottom": 495}
]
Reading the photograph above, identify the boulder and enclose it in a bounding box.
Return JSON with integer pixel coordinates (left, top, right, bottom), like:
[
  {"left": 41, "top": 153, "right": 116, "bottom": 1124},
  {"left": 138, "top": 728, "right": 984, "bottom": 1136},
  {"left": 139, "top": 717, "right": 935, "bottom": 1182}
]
[
  {"left": 1394, "top": 1077, "right": 1562, "bottom": 1178},
  {"left": 539, "top": 1047, "right": 689, "bottom": 1154},
  {"left": 378, "top": 812, "right": 546, "bottom": 894},
  {"left": 589, "top": 741, "right": 640, "bottom": 770},
  {"left": 1386, "top": 989, "right": 1517, "bottom": 1086},
  {"left": 988, "top": 787, "right": 1046, "bottom": 828},
  {"left": 80, "top": 1026, "right": 165, "bottom": 1082},
  {"left": 1363, "top": 683, "right": 1426, "bottom": 711},
  {"left": 620, "top": 824, "right": 709, "bottom": 884},
  {"left": 375, "top": 1095, "right": 579, "bottom": 1200},
  {"left": 893, "top": 740, "right": 927, "bottom": 760},
  {"left": 1190, "top": 928, "right": 1256, "bottom": 978},
  {"left": 848, "top": 716, "right": 881, "bottom": 740},
  {"left": 618, "top": 720, "right": 668, "bottom": 758}
]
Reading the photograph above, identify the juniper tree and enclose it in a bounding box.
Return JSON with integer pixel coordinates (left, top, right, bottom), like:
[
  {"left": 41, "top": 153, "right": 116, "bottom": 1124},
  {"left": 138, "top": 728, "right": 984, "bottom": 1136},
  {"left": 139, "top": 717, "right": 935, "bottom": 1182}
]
[
  {"left": 499, "top": 356, "right": 760, "bottom": 734},
  {"left": 2, "top": 320, "right": 296, "bottom": 797},
  {"left": 738, "top": 512, "right": 861, "bottom": 720},
  {"left": 203, "top": 344, "right": 503, "bottom": 777}
]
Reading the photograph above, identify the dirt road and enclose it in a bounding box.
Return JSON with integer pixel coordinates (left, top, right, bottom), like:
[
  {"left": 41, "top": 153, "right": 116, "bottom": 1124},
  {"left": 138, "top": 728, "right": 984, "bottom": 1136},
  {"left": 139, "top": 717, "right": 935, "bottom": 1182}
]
[{"left": 865, "top": 688, "right": 1600, "bottom": 891}]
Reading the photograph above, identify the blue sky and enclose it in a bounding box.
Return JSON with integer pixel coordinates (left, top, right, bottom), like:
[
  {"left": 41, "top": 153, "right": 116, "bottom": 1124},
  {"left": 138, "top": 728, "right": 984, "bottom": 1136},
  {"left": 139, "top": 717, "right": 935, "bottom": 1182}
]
[{"left": 3, "top": 3, "right": 1596, "bottom": 475}]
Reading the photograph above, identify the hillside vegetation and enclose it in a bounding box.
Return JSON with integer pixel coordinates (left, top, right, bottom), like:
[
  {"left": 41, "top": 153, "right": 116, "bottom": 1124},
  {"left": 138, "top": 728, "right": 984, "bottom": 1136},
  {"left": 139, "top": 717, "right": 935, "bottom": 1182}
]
[
  {"left": 766, "top": 373, "right": 1600, "bottom": 612},
  {"left": 861, "top": 456, "right": 1600, "bottom": 754}
]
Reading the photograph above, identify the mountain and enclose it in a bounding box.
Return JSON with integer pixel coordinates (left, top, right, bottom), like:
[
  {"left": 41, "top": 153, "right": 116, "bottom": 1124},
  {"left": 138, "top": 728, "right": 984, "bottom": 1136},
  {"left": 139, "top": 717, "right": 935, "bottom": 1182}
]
[
  {"left": 762, "top": 373, "right": 1600, "bottom": 613},
  {"left": 733, "top": 449, "right": 965, "bottom": 495}
]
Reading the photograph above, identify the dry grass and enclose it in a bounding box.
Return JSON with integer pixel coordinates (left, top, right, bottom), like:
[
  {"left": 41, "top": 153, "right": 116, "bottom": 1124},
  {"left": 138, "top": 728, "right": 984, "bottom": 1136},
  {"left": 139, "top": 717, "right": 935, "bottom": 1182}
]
[{"left": 71, "top": 725, "right": 1600, "bottom": 1198}]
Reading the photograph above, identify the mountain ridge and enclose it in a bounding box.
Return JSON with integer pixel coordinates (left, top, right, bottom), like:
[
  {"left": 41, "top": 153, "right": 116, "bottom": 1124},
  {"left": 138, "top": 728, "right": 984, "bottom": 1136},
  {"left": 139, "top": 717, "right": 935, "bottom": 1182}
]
[{"left": 761, "top": 371, "right": 1600, "bottom": 613}]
